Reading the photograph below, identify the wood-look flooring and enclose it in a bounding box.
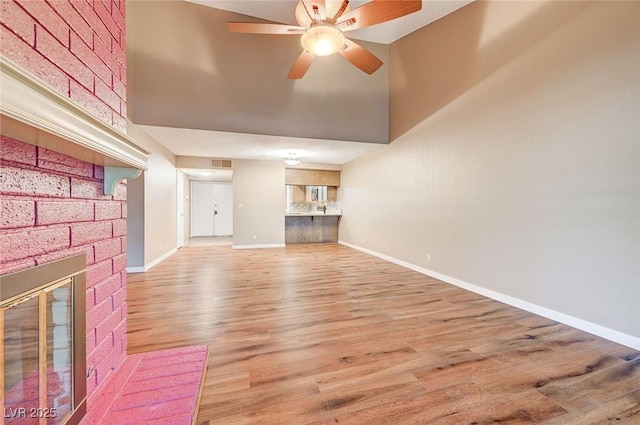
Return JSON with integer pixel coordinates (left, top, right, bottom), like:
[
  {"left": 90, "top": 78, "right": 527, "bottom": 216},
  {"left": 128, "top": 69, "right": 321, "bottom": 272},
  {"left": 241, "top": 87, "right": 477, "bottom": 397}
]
[{"left": 126, "top": 243, "right": 640, "bottom": 424}]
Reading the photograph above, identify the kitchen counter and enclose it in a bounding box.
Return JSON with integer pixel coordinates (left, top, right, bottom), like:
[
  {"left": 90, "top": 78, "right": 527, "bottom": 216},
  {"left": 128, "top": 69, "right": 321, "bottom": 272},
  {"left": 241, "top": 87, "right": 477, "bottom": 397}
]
[
  {"left": 285, "top": 210, "right": 342, "bottom": 217},
  {"left": 285, "top": 211, "right": 341, "bottom": 243}
]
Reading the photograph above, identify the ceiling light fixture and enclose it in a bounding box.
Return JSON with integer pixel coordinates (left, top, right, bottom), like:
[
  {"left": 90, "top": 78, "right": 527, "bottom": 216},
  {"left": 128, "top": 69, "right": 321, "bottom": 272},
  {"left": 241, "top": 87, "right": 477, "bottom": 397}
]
[
  {"left": 226, "top": 0, "right": 422, "bottom": 79},
  {"left": 284, "top": 154, "right": 300, "bottom": 166},
  {"left": 300, "top": 25, "right": 344, "bottom": 57}
]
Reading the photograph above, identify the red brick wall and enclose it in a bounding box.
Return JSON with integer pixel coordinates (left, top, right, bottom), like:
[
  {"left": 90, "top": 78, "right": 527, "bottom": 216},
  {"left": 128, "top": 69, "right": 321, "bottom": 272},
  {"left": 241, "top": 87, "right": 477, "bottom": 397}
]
[
  {"left": 1, "top": 0, "right": 127, "bottom": 132},
  {"left": 1, "top": 137, "right": 129, "bottom": 398},
  {"left": 1, "top": 0, "right": 128, "bottom": 403}
]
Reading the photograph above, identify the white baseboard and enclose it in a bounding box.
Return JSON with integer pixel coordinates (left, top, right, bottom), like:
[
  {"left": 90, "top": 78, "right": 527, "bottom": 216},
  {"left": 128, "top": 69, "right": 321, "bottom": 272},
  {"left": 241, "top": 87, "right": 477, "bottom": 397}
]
[
  {"left": 232, "top": 243, "right": 286, "bottom": 250},
  {"left": 339, "top": 240, "right": 640, "bottom": 350},
  {"left": 126, "top": 266, "right": 145, "bottom": 273},
  {"left": 126, "top": 247, "right": 178, "bottom": 274}
]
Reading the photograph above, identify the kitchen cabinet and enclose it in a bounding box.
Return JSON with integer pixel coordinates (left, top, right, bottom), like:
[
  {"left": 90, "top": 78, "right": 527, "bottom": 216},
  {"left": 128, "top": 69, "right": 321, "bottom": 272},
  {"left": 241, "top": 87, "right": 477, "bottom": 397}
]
[
  {"left": 285, "top": 169, "right": 340, "bottom": 186},
  {"left": 291, "top": 185, "right": 306, "bottom": 202},
  {"left": 285, "top": 214, "right": 340, "bottom": 243},
  {"left": 327, "top": 186, "right": 337, "bottom": 202}
]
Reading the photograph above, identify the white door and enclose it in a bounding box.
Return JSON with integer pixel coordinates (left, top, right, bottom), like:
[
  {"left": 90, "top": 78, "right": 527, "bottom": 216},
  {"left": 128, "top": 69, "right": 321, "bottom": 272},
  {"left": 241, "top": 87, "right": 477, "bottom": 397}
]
[
  {"left": 191, "top": 182, "right": 233, "bottom": 237},
  {"left": 191, "top": 182, "right": 215, "bottom": 237},
  {"left": 213, "top": 183, "right": 233, "bottom": 236}
]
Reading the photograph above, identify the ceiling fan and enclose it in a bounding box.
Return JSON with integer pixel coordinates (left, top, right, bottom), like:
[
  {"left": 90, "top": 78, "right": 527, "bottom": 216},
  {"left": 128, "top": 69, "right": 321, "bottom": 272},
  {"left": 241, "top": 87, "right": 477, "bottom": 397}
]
[{"left": 226, "top": 0, "right": 422, "bottom": 79}]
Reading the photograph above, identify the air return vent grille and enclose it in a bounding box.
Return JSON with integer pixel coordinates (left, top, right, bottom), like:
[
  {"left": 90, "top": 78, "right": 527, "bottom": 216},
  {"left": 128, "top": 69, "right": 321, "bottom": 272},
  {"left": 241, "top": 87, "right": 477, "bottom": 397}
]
[{"left": 211, "top": 159, "right": 232, "bottom": 169}]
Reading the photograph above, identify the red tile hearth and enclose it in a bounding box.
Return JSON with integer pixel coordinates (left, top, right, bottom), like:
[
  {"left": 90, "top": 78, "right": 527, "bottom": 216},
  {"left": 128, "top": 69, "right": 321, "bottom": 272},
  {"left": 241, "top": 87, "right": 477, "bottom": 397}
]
[{"left": 80, "top": 345, "right": 208, "bottom": 425}]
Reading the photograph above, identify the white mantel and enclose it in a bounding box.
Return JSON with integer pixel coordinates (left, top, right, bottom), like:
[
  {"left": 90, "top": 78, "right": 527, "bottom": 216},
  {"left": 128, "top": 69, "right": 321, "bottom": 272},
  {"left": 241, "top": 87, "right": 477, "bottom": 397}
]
[{"left": 0, "top": 56, "right": 150, "bottom": 193}]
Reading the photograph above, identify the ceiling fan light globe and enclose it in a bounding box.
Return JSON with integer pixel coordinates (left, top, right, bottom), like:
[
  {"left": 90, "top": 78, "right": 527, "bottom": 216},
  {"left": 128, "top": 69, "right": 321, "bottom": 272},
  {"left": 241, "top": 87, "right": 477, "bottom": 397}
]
[
  {"left": 285, "top": 158, "right": 300, "bottom": 166},
  {"left": 301, "top": 26, "right": 344, "bottom": 57}
]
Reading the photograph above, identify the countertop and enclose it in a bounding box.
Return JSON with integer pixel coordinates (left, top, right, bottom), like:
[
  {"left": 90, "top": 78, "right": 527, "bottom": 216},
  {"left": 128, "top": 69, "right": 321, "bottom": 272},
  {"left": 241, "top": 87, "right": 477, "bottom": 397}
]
[{"left": 285, "top": 210, "right": 342, "bottom": 217}]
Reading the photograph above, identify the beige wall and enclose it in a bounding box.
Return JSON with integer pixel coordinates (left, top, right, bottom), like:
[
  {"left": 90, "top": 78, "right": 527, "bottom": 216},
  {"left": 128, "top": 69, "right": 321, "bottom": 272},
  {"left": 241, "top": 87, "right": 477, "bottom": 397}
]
[
  {"left": 126, "top": 121, "right": 178, "bottom": 267},
  {"left": 340, "top": 1, "right": 640, "bottom": 338},
  {"left": 128, "top": 0, "right": 389, "bottom": 144},
  {"left": 126, "top": 170, "right": 145, "bottom": 268},
  {"left": 233, "top": 159, "right": 286, "bottom": 247}
]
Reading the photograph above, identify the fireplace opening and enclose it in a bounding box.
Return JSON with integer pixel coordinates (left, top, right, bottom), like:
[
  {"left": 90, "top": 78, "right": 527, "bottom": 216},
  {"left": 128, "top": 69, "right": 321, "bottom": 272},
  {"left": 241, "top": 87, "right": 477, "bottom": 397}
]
[{"left": 1, "top": 255, "right": 86, "bottom": 425}]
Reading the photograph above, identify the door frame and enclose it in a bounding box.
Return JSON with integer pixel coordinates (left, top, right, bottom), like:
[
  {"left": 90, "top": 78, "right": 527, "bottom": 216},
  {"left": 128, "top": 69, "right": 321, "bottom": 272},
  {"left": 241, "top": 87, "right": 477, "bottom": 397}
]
[{"left": 176, "top": 170, "right": 185, "bottom": 247}]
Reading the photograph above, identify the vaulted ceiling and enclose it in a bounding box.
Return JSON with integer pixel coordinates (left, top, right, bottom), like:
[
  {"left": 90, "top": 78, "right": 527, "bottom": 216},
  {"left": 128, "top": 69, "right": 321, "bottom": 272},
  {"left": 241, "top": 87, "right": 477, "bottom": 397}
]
[{"left": 127, "top": 1, "right": 472, "bottom": 164}]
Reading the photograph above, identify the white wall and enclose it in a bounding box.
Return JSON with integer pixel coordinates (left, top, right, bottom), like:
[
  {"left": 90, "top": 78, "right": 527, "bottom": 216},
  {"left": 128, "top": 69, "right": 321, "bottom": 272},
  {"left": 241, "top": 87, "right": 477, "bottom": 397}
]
[
  {"left": 340, "top": 1, "right": 640, "bottom": 342},
  {"left": 232, "top": 159, "right": 285, "bottom": 248}
]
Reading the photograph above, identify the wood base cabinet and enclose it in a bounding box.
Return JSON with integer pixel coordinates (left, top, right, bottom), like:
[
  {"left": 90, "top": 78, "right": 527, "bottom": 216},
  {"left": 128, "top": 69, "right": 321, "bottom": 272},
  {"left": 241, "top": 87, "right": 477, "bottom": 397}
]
[{"left": 285, "top": 216, "right": 339, "bottom": 243}]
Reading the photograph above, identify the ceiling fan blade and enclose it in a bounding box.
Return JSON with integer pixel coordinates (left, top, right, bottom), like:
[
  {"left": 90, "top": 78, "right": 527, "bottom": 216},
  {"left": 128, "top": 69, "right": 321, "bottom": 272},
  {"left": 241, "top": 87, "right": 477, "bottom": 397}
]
[
  {"left": 330, "top": 0, "right": 350, "bottom": 21},
  {"left": 288, "top": 50, "right": 315, "bottom": 79},
  {"left": 226, "top": 22, "right": 305, "bottom": 35},
  {"left": 338, "top": 38, "right": 383, "bottom": 75},
  {"left": 336, "top": 0, "right": 421, "bottom": 31},
  {"left": 301, "top": 0, "right": 327, "bottom": 23}
]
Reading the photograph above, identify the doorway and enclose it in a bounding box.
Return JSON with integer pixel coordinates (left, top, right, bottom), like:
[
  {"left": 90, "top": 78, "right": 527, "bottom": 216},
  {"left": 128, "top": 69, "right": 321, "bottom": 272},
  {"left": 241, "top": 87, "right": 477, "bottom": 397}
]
[
  {"left": 176, "top": 170, "right": 186, "bottom": 247},
  {"left": 190, "top": 182, "right": 233, "bottom": 237}
]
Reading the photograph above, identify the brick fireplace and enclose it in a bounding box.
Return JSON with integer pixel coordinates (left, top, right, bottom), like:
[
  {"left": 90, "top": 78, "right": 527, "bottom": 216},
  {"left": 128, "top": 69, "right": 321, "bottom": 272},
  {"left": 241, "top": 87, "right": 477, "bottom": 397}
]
[
  {"left": 2, "top": 3, "right": 210, "bottom": 423},
  {"left": 1, "top": 136, "right": 129, "bottom": 402},
  {"left": 1, "top": 0, "right": 138, "bottom": 414}
]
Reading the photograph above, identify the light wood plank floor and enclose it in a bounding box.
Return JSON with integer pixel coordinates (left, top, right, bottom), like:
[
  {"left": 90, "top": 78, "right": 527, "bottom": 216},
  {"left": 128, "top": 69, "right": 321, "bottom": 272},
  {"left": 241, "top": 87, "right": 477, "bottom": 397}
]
[{"left": 126, "top": 243, "right": 640, "bottom": 424}]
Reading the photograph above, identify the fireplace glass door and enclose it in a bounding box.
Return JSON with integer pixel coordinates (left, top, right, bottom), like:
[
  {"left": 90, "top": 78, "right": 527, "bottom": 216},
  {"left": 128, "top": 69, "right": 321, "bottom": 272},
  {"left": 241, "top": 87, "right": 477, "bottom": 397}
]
[{"left": 1, "top": 255, "right": 86, "bottom": 425}]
